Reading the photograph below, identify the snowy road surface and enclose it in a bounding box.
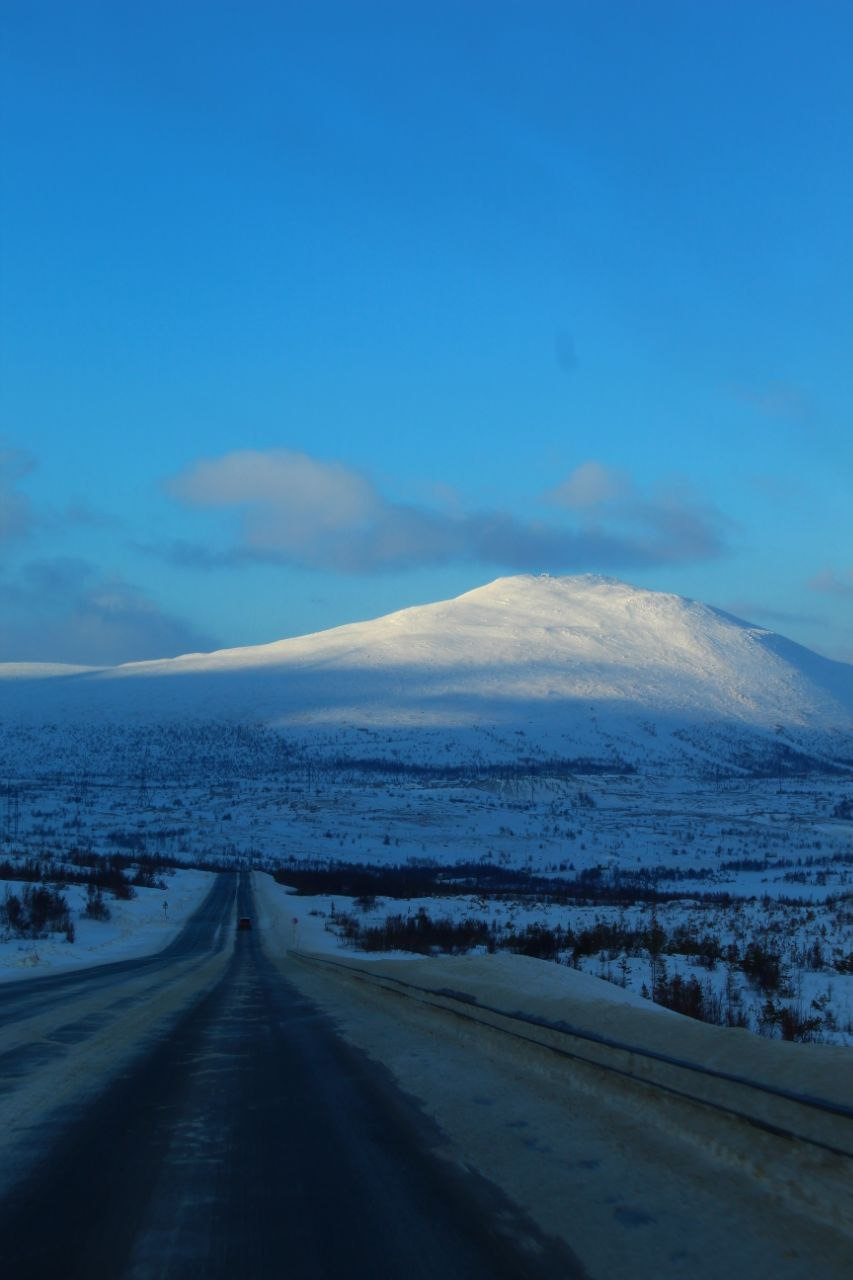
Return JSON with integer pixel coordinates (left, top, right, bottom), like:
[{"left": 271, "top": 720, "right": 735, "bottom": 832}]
[{"left": 0, "top": 872, "right": 574, "bottom": 1279}]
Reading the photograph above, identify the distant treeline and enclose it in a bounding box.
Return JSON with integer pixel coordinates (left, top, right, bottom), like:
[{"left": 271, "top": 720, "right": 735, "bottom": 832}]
[
  {"left": 0, "top": 724, "right": 639, "bottom": 785},
  {"left": 4, "top": 714, "right": 851, "bottom": 788},
  {"left": 319, "top": 754, "right": 636, "bottom": 781},
  {"left": 718, "top": 742, "right": 851, "bottom": 779},
  {"left": 720, "top": 851, "right": 853, "bottom": 872},
  {"left": 0, "top": 853, "right": 155, "bottom": 897},
  {"left": 0, "top": 846, "right": 239, "bottom": 885},
  {"left": 273, "top": 859, "right": 735, "bottom": 907}
]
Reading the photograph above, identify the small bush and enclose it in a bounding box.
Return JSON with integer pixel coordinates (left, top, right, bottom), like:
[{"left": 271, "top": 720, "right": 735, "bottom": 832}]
[
  {"left": 83, "top": 884, "right": 111, "bottom": 922},
  {"left": 347, "top": 908, "right": 493, "bottom": 955},
  {"left": 1, "top": 885, "right": 73, "bottom": 939},
  {"left": 654, "top": 972, "right": 712, "bottom": 1021},
  {"left": 761, "top": 999, "right": 824, "bottom": 1042},
  {"left": 505, "top": 922, "right": 571, "bottom": 961},
  {"left": 741, "top": 942, "right": 785, "bottom": 993}
]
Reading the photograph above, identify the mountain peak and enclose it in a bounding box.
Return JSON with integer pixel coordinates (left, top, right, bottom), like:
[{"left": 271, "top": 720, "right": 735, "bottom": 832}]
[
  {"left": 0, "top": 577, "right": 851, "bottom": 774},
  {"left": 457, "top": 572, "right": 693, "bottom": 613}
]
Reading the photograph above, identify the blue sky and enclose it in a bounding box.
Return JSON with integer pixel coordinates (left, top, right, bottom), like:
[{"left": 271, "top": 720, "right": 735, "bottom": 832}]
[{"left": 1, "top": 1, "right": 851, "bottom": 664}]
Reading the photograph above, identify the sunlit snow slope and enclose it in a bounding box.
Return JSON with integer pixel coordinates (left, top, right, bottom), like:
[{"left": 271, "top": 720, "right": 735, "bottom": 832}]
[{"left": 1, "top": 576, "right": 852, "bottom": 771}]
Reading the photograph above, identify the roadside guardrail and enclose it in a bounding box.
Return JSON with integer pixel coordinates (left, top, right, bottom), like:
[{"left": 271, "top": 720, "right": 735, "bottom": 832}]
[{"left": 288, "top": 947, "right": 853, "bottom": 1219}]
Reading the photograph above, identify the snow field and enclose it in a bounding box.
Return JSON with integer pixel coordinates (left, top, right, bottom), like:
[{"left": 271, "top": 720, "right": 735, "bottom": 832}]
[
  {"left": 253, "top": 869, "right": 669, "bottom": 1013},
  {"left": 1, "top": 767, "right": 849, "bottom": 1039}
]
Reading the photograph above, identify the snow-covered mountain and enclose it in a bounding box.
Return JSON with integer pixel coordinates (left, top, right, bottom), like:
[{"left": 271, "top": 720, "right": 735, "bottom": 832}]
[{"left": 2, "top": 575, "right": 852, "bottom": 775}]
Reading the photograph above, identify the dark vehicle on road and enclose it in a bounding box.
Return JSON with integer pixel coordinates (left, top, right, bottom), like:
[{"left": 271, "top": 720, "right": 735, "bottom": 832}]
[{"left": 237, "top": 916, "right": 252, "bottom": 931}]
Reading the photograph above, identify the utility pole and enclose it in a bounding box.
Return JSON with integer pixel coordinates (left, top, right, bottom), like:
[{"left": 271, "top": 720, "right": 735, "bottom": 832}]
[
  {"left": 137, "top": 768, "right": 151, "bottom": 810},
  {"left": 4, "top": 785, "right": 20, "bottom": 841}
]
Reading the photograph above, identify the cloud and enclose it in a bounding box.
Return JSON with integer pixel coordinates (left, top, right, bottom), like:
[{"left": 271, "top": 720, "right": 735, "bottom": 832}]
[
  {"left": 544, "top": 461, "right": 730, "bottom": 563},
  {"left": 62, "top": 501, "right": 123, "bottom": 529},
  {"left": 0, "top": 451, "right": 121, "bottom": 548},
  {"left": 544, "top": 461, "right": 631, "bottom": 509},
  {"left": 733, "top": 382, "right": 813, "bottom": 424},
  {"left": 748, "top": 474, "right": 799, "bottom": 503},
  {"left": 808, "top": 569, "right": 853, "bottom": 600},
  {"left": 0, "top": 449, "right": 36, "bottom": 546},
  {"left": 0, "top": 559, "right": 214, "bottom": 665},
  {"left": 165, "top": 449, "right": 730, "bottom": 575},
  {"left": 170, "top": 450, "right": 377, "bottom": 546}
]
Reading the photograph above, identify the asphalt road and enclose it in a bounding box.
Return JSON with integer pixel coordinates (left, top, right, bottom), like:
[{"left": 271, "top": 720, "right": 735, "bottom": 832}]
[
  {"left": 0, "top": 870, "right": 234, "bottom": 1026},
  {"left": 0, "top": 873, "right": 577, "bottom": 1279}
]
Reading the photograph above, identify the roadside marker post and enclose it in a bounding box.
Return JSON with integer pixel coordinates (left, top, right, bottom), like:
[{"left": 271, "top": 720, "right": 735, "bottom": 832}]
[{"left": 292, "top": 916, "right": 300, "bottom": 951}]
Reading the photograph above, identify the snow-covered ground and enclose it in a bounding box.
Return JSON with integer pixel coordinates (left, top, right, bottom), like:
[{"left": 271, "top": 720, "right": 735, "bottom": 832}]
[
  {"left": 253, "top": 868, "right": 672, "bottom": 1014},
  {"left": 0, "top": 575, "right": 848, "bottom": 1039},
  {"left": 252, "top": 868, "right": 853, "bottom": 1045},
  {"left": 0, "top": 766, "right": 849, "bottom": 1038},
  {"left": 3, "top": 767, "right": 849, "bottom": 883},
  {"left": 0, "top": 869, "right": 214, "bottom": 981}
]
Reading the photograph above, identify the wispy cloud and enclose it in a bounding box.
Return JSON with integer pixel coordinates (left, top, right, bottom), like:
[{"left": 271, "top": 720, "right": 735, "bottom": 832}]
[
  {"left": 0, "top": 558, "right": 214, "bottom": 665},
  {"left": 748, "top": 474, "right": 799, "bottom": 503},
  {"left": 732, "top": 382, "right": 813, "bottom": 425},
  {"left": 1, "top": 451, "right": 124, "bottom": 550},
  {"left": 0, "top": 449, "right": 36, "bottom": 546},
  {"left": 164, "top": 449, "right": 731, "bottom": 574},
  {"left": 544, "top": 460, "right": 631, "bottom": 509},
  {"left": 543, "top": 461, "right": 731, "bottom": 563},
  {"left": 808, "top": 568, "right": 853, "bottom": 600},
  {"left": 62, "top": 501, "right": 123, "bottom": 529}
]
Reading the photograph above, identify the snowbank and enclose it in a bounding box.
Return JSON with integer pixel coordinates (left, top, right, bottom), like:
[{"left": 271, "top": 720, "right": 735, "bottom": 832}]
[
  {"left": 252, "top": 869, "right": 668, "bottom": 1013},
  {"left": 253, "top": 870, "right": 852, "bottom": 1115},
  {"left": 0, "top": 869, "right": 214, "bottom": 981}
]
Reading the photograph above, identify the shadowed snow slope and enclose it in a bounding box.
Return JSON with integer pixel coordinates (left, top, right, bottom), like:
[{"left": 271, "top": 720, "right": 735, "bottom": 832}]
[{"left": 1, "top": 576, "right": 852, "bottom": 769}]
